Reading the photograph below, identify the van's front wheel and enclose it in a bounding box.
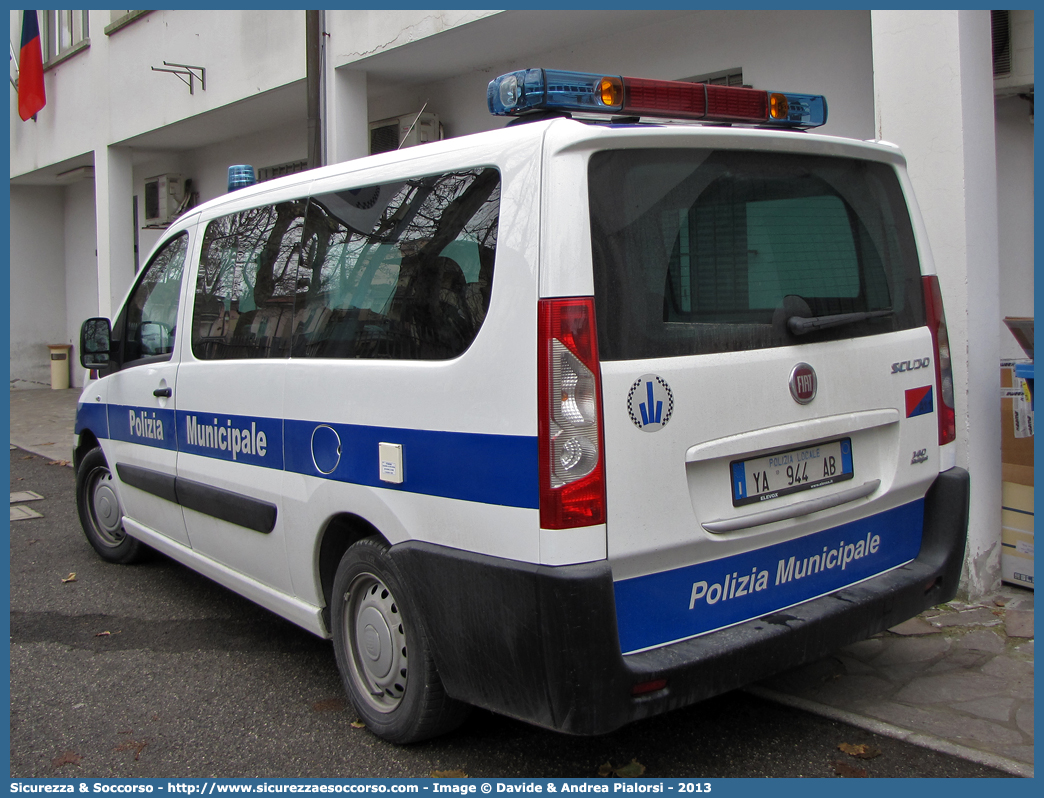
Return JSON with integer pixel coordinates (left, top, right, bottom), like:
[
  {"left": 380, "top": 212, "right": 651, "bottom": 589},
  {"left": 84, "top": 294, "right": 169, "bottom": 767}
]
[
  {"left": 75, "top": 447, "right": 147, "bottom": 564},
  {"left": 331, "top": 537, "right": 469, "bottom": 743}
]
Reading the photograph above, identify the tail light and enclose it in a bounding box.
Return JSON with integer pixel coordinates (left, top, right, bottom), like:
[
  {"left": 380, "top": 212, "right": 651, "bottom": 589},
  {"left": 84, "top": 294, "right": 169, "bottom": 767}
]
[
  {"left": 923, "top": 275, "right": 956, "bottom": 445},
  {"left": 538, "top": 297, "right": 607, "bottom": 529}
]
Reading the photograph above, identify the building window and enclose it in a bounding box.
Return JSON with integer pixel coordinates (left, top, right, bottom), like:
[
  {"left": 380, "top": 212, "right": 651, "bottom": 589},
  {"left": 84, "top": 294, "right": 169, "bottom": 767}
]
[
  {"left": 992, "top": 10, "right": 1012, "bottom": 77},
  {"left": 683, "top": 68, "right": 747, "bottom": 88},
  {"left": 104, "top": 11, "right": 152, "bottom": 36},
  {"left": 257, "top": 160, "right": 309, "bottom": 183},
  {"left": 42, "top": 10, "right": 90, "bottom": 65}
]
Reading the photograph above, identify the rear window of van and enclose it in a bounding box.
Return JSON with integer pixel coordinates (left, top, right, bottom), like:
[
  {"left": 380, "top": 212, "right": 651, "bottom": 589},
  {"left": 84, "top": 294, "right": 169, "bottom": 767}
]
[{"left": 588, "top": 149, "right": 925, "bottom": 361}]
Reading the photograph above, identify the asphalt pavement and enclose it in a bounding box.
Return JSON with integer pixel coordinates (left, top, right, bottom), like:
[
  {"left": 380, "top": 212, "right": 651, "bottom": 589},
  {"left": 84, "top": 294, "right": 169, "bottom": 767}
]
[{"left": 8, "top": 387, "right": 1034, "bottom": 778}]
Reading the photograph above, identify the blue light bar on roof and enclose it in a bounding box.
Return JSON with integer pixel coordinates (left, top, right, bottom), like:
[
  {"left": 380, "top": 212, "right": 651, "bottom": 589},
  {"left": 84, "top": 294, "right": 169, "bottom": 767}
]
[
  {"left": 487, "top": 69, "right": 620, "bottom": 116},
  {"left": 487, "top": 68, "right": 827, "bottom": 129}
]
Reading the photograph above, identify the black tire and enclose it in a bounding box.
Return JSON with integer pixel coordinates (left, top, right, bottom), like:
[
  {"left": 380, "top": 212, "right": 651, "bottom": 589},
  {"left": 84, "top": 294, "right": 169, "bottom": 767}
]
[
  {"left": 331, "top": 537, "right": 469, "bottom": 743},
  {"left": 75, "top": 447, "right": 147, "bottom": 564}
]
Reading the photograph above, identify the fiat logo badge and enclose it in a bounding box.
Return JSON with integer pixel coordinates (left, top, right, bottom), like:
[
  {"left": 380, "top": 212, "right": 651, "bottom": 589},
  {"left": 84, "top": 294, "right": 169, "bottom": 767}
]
[{"left": 789, "top": 363, "right": 817, "bottom": 404}]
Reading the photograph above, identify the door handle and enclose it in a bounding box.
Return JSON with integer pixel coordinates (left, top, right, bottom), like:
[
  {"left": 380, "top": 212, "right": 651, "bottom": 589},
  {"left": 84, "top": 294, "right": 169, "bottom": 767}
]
[{"left": 153, "top": 387, "right": 172, "bottom": 398}]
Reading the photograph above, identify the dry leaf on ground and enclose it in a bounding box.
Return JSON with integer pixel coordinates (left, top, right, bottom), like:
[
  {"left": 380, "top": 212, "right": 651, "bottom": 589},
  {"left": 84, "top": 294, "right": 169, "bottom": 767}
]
[
  {"left": 311, "top": 697, "right": 345, "bottom": 712},
  {"left": 51, "top": 751, "right": 81, "bottom": 768},
  {"left": 114, "top": 739, "right": 150, "bottom": 761},
  {"left": 831, "top": 760, "right": 868, "bottom": 778},
  {"left": 615, "top": 760, "right": 646, "bottom": 778},
  {"left": 61, "top": 572, "right": 77, "bottom": 583},
  {"left": 838, "top": 742, "right": 881, "bottom": 760},
  {"left": 598, "top": 760, "right": 646, "bottom": 778}
]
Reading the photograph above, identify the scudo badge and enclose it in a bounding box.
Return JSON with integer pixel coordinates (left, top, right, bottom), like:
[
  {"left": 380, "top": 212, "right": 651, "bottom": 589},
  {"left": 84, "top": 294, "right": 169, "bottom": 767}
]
[{"left": 789, "top": 363, "right": 817, "bottom": 404}]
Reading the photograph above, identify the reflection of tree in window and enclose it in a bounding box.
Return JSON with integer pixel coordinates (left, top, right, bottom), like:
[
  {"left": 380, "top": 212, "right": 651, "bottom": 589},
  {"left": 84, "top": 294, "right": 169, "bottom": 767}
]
[
  {"left": 122, "top": 233, "right": 188, "bottom": 362},
  {"left": 194, "top": 201, "right": 307, "bottom": 359},
  {"left": 296, "top": 168, "right": 500, "bottom": 360}
]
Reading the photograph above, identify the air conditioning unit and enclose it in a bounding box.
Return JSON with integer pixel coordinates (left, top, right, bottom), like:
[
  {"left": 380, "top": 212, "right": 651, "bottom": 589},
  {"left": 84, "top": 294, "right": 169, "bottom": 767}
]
[
  {"left": 993, "top": 10, "right": 1034, "bottom": 96},
  {"left": 369, "top": 112, "right": 441, "bottom": 155},
  {"left": 143, "top": 174, "right": 184, "bottom": 226}
]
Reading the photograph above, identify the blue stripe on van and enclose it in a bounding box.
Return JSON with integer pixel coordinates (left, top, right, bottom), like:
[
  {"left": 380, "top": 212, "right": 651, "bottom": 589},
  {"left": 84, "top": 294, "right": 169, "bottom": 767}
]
[
  {"left": 76, "top": 402, "right": 538, "bottom": 509},
  {"left": 613, "top": 500, "right": 924, "bottom": 654},
  {"left": 107, "top": 403, "right": 178, "bottom": 451},
  {"left": 283, "top": 419, "right": 539, "bottom": 508},
  {"left": 177, "top": 410, "right": 285, "bottom": 469},
  {"left": 75, "top": 402, "right": 109, "bottom": 438}
]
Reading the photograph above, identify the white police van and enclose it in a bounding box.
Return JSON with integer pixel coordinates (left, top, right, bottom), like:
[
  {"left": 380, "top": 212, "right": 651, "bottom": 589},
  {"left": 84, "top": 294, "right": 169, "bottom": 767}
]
[{"left": 75, "top": 69, "right": 969, "bottom": 743}]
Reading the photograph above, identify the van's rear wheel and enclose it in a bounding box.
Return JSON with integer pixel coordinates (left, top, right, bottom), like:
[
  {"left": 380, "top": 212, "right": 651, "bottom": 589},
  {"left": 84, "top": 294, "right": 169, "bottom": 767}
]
[
  {"left": 75, "top": 447, "right": 147, "bottom": 564},
  {"left": 331, "top": 537, "right": 468, "bottom": 743}
]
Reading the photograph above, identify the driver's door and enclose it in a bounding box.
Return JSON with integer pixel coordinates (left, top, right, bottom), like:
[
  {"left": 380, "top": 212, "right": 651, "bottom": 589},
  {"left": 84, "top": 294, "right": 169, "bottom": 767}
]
[{"left": 103, "top": 227, "right": 195, "bottom": 546}]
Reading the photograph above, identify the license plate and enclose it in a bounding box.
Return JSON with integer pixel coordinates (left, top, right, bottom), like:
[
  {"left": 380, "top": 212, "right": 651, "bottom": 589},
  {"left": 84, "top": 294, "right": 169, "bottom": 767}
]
[{"left": 731, "top": 438, "right": 853, "bottom": 506}]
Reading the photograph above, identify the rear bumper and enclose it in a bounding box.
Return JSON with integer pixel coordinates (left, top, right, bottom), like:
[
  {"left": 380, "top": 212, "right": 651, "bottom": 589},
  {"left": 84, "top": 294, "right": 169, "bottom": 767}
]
[{"left": 391, "top": 467, "right": 969, "bottom": 735}]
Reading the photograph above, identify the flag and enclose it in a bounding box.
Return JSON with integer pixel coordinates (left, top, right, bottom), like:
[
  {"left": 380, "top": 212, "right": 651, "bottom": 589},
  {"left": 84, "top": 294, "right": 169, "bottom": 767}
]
[{"left": 17, "top": 10, "right": 45, "bottom": 121}]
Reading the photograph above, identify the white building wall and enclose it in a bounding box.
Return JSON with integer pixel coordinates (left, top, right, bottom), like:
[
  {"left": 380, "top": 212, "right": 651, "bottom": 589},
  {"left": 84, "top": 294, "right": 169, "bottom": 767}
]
[
  {"left": 9, "top": 15, "right": 95, "bottom": 175},
  {"left": 10, "top": 186, "right": 67, "bottom": 388},
  {"left": 132, "top": 154, "right": 195, "bottom": 270},
  {"left": 872, "top": 10, "right": 1003, "bottom": 598},
  {"left": 359, "top": 10, "right": 875, "bottom": 142},
  {"left": 994, "top": 94, "right": 1035, "bottom": 361},
  {"left": 64, "top": 179, "right": 99, "bottom": 388},
  {"left": 10, "top": 10, "right": 306, "bottom": 180},
  {"left": 180, "top": 120, "right": 308, "bottom": 208},
  {"left": 127, "top": 120, "right": 307, "bottom": 265},
  {"left": 328, "top": 9, "right": 501, "bottom": 60}
]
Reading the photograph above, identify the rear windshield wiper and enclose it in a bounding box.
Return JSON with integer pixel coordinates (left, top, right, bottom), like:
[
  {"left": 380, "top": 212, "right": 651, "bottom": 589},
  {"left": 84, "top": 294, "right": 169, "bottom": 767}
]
[{"left": 788, "top": 309, "right": 894, "bottom": 336}]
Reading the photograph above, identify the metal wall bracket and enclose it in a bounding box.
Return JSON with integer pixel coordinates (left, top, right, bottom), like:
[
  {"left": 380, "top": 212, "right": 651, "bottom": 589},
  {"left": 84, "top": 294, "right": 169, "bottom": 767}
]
[{"left": 151, "top": 61, "right": 206, "bottom": 94}]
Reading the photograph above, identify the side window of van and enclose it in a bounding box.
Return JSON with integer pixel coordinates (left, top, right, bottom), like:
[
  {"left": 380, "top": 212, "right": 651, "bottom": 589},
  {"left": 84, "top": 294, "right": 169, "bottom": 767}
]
[
  {"left": 192, "top": 200, "right": 308, "bottom": 360},
  {"left": 291, "top": 168, "right": 500, "bottom": 360},
  {"left": 112, "top": 233, "right": 188, "bottom": 365}
]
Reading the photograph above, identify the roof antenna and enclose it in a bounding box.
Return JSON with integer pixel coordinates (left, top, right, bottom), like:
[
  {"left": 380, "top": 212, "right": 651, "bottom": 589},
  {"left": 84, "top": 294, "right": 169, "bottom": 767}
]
[{"left": 397, "top": 101, "right": 429, "bottom": 149}]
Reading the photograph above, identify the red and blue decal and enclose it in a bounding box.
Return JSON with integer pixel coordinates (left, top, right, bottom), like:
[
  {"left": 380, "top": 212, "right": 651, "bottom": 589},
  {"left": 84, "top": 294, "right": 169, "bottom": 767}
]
[{"left": 905, "top": 385, "right": 934, "bottom": 418}]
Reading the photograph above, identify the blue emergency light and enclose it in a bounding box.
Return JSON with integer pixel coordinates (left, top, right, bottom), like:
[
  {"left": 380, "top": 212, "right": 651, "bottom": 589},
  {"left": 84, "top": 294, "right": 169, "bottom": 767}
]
[{"left": 487, "top": 68, "right": 827, "bottom": 129}]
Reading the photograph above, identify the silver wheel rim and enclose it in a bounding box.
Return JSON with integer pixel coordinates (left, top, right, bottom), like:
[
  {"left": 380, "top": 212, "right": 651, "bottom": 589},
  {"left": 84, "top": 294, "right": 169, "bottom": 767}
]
[
  {"left": 343, "top": 572, "right": 408, "bottom": 713},
  {"left": 87, "top": 466, "right": 125, "bottom": 547}
]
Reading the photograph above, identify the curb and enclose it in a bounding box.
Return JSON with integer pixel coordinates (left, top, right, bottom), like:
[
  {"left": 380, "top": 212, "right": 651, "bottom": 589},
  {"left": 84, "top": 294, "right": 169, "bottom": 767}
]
[{"left": 744, "top": 685, "right": 1033, "bottom": 778}]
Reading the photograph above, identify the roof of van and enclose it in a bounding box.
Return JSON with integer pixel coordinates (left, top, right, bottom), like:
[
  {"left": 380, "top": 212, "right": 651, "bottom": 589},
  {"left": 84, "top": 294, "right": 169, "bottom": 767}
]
[{"left": 180, "top": 116, "right": 908, "bottom": 223}]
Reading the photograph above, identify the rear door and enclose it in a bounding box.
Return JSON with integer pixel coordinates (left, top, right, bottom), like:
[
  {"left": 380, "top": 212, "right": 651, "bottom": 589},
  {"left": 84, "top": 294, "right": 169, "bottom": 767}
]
[
  {"left": 586, "top": 142, "right": 940, "bottom": 653},
  {"left": 174, "top": 198, "right": 303, "bottom": 596}
]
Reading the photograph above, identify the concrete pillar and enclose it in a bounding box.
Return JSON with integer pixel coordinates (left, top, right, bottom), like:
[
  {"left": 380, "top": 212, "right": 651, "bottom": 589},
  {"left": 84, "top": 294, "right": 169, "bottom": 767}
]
[
  {"left": 871, "top": 10, "right": 1002, "bottom": 598},
  {"left": 326, "top": 67, "right": 369, "bottom": 165},
  {"left": 93, "top": 144, "right": 135, "bottom": 318}
]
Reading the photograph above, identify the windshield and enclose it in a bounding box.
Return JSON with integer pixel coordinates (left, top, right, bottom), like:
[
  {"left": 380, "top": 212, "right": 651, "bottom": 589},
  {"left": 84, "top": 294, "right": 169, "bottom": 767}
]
[{"left": 588, "top": 148, "right": 925, "bottom": 360}]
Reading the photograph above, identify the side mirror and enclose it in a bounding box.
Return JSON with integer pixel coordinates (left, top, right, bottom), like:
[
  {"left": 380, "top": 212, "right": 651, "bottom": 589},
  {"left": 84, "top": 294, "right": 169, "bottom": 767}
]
[{"left": 80, "top": 318, "right": 112, "bottom": 369}]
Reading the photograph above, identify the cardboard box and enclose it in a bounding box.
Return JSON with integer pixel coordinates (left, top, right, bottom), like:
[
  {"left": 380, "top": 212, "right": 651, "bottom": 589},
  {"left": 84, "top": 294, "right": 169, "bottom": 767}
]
[
  {"left": 1000, "top": 360, "right": 1034, "bottom": 484},
  {"left": 1000, "top": 357, "right": 1034, "bottom": 589},
  {"left": 1001, "top": 481, "right": 1034, "bottom": 589}
]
